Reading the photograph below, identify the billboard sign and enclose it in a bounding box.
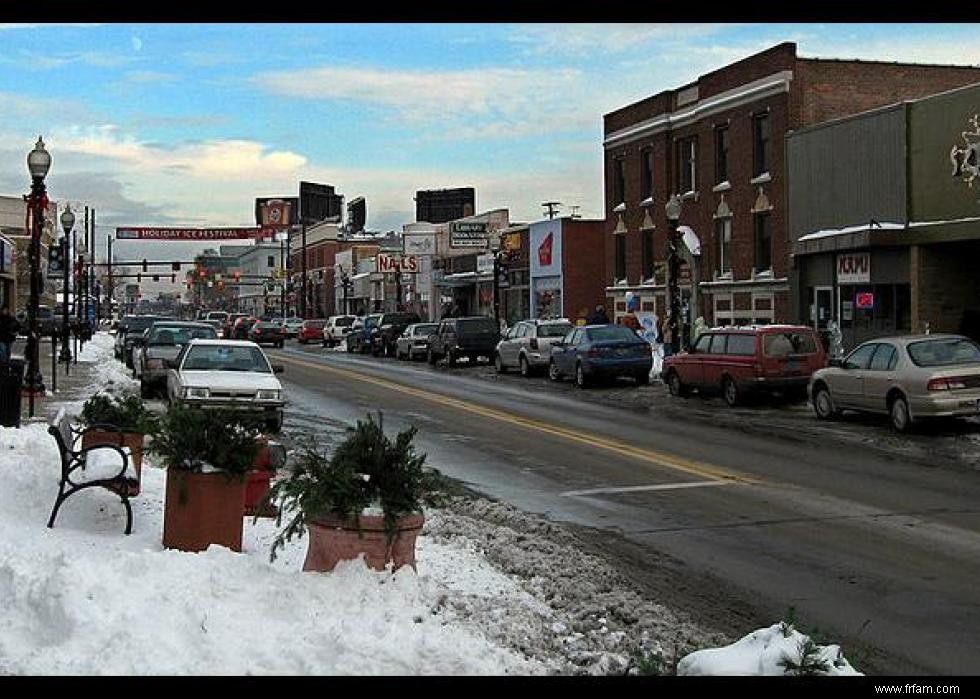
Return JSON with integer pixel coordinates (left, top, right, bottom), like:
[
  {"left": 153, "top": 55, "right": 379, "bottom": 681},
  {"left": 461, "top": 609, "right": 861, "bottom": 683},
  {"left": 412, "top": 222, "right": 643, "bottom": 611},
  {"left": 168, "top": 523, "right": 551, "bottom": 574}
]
[
  {"left": 529, "top": 219, "right": 562, "bottom": 278},
  {"left": 300, "top": 181, "right": 342, "bottom": 224},
  {"left": 255, "top": 197, "right": 298, "bottom": 227},
  {"left": 450, "top": 221, "right": 488, "bottom": 248},
  {"left": 116, "top": 227, "right": 275, "bottom": 241},
  {"left": 376, "top": 254, "right": 419, "bottom": 274}
]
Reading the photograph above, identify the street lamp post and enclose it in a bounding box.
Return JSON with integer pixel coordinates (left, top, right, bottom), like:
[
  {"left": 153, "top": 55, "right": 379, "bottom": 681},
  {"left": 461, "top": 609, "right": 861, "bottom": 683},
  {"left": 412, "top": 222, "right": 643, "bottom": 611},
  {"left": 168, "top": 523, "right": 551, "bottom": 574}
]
[
  {"left": 58, "top": 204, "right": 75, "bottom": 370},
  {"left": 24, "top": 136, "right": 51, "bottom": 417},
  {"left": 665, "top": 194, "right": 683, "bottom": 354},
  {"left": 489, "top": 235, "right": 502, "bottom": 331}
]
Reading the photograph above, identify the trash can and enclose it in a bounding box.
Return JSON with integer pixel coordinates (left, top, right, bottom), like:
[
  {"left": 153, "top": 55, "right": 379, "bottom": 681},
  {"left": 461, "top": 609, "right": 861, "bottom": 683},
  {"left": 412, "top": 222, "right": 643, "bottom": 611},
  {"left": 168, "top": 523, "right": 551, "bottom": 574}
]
[{"left": 0, "top": 358, "right": 24, "bottom": 427}]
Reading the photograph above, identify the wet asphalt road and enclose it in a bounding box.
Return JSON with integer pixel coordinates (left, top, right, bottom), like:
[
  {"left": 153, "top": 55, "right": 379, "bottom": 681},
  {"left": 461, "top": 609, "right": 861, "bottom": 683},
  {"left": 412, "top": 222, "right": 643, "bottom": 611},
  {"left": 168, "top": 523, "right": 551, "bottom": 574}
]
[{"left": 268, "top": 341, "right": 980, "bottom": 675}]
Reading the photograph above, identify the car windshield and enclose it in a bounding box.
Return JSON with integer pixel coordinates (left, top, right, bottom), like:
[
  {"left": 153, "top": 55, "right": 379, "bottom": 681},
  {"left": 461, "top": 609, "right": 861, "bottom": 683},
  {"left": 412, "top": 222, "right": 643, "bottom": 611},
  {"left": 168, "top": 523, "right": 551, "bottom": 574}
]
[
  {"left": 127, "top": 316, "right": 166, "bottom": 333},
  {"left": 304, "top": 320, "right": 327, "bottom": 329},
  {"left": 458, "top": 318, "right": 497, "bottom": 333},
  {"left": 254, "top": 322, "right": 279, "bottom": 329},
  {"left": 149, "top": 325, "right": 217, "bottom": 345},
  {"left": 414, "top": 324, "right": 438, "bottom": 335},
  {"left": 586, "top": 325, "right": 639, "bottom": 342},
  {"left": 539, "top": 322, "right": 572, "bottom": 338},
  {"left": 335, "top": 317, "right": 354, "bottom": 327},
  {"left": 763, "top": 331, "right": 818, "bottom": 357},
  {"left": 907, "top": 337, "right": 980, "bottom": 367},
  {"left": 182, "top": 345, "right": 272, "bottom": 373}
]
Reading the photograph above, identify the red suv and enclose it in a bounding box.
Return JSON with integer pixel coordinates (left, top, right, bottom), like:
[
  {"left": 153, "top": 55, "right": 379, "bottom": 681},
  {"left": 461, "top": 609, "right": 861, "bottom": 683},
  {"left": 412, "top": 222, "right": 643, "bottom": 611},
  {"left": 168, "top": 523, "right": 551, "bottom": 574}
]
[{"left": 662, "top": 325, "right": 826, "bottom": 406}]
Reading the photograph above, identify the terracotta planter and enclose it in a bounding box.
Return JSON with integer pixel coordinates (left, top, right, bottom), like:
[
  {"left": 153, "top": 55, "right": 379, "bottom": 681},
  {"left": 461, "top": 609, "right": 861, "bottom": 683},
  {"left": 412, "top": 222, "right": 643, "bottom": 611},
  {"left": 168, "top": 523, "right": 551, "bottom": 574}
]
[
  {"left": 163, "top": 470, "right": 246, "bottom": 553},
  {"left": 304, "top": 513, "right": 425, "bottom": 573},
  {"left": 244, "top": 469, "right": 278, "bottom": 517},
  {"left": 82, "top": 430, "right": 144, "bottom": 496}
]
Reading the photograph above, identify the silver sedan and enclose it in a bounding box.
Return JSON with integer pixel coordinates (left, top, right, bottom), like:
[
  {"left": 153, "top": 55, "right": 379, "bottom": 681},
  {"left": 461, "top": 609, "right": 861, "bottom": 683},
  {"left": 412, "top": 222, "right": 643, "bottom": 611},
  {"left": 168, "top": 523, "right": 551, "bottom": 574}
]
[{"left": 809, "top": 334, "right": 980, "bottom": 432}]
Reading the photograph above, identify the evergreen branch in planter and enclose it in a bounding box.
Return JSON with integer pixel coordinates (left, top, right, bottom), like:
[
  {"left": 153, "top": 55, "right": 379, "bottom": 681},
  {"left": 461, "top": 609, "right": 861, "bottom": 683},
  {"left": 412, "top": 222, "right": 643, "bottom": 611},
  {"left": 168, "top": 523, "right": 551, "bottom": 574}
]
[
  {"left": 262, "top": 412, "right": 446, "bottom": 563},
  {"left": 79, "top": 393, "right": 159, "bottom": 434},
  {"left": 148, "top": 405, "right": 263, "bottom": 478}
]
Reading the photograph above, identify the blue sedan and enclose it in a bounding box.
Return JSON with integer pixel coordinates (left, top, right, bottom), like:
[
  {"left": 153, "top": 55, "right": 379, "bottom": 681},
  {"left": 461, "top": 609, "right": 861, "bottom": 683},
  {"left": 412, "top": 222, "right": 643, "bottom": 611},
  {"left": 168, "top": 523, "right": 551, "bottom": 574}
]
[{"left": 548, "top": 324, "right": 653, "bottom": 388}]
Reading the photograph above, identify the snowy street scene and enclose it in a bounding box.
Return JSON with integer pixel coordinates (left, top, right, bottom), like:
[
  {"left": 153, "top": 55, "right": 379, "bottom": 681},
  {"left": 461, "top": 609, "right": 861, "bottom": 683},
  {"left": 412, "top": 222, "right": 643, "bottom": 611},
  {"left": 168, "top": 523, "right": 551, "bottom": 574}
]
[{"left": 2, "top": 23, "right": 980, "bottom": 681}]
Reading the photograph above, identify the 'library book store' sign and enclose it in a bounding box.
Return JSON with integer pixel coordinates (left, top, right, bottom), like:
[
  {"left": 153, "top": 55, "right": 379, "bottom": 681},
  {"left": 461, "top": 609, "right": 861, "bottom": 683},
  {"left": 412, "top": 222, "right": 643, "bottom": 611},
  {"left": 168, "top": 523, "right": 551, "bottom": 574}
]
[{"left": 450, "top": 222, "right": 488, "bottom": 248}]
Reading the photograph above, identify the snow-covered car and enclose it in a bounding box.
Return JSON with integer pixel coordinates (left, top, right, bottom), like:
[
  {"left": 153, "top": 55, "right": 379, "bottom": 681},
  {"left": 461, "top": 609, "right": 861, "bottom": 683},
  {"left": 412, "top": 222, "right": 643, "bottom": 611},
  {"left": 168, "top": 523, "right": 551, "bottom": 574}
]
[{"left": 165, "top": 339, "right": 286, "bottom": 432}]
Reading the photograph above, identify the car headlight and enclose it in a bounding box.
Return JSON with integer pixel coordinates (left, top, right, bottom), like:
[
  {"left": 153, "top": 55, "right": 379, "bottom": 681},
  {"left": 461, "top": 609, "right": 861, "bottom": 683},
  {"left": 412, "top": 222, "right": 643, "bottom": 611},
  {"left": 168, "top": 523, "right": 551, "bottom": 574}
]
[
  {"left": 256, "top": 389, "right": 281, "bottom": 401},
  {"left": 185, "top": 387, "right": 210, "bottom": 399}
]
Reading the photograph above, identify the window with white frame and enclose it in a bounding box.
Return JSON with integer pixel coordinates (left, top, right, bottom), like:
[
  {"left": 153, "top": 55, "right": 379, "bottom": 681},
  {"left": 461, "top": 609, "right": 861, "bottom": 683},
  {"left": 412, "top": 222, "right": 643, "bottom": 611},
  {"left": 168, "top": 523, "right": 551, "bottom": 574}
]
[
  {"left": 715, "top": 217, "right": 732, "bottom": 278},
  {"left": 676, "top": 137, "right": 697, "bottom": 194}
]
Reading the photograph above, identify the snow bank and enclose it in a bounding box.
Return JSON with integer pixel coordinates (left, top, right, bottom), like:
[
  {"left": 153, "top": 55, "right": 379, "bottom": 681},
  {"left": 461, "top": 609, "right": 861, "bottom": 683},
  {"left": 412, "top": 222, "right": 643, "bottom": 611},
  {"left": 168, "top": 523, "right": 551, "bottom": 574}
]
[
  {"left": 0, "top": 421, "right": 546, "bottom": 675},
  {"left": 77, "top": 332, "right": 138, "bottom": 395},
  {"left": 676, "top": 622, "right": 862, "bottom": 676}
]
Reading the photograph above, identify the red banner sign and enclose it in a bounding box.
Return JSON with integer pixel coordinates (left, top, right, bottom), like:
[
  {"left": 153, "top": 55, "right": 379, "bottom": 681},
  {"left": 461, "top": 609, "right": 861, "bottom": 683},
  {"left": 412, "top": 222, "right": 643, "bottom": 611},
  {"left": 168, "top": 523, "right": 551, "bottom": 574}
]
[{"left": 115, "top": 227, "right": 275, "bottom": 241}]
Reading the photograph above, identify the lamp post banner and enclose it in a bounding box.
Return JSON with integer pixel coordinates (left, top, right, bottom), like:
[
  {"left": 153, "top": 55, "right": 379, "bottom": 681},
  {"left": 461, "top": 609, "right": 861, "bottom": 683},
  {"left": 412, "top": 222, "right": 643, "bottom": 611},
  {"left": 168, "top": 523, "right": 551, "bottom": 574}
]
[{"left": 115, "top": 227, "right": 276, "bottom": 241}]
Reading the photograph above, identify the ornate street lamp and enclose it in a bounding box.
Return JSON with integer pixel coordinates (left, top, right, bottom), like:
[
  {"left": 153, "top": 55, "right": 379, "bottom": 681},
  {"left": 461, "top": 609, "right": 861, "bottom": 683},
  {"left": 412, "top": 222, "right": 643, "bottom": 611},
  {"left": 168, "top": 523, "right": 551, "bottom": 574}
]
[
  {"left": 24, "top": 136, "right": 51, "bottom": 416},
  {"left": 58, "top": 204, "right": 74, "bottom": 367},
  {"left": 488, "top": 234, "right": 502, "bottom": 331},
  {"left": 665, "top": 194, "right": 682, "bottom": 354}
]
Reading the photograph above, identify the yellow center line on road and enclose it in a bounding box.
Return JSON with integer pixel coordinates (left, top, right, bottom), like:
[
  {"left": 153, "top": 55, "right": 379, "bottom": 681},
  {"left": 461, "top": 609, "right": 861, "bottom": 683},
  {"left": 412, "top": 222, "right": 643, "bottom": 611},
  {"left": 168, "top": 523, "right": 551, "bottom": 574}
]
[{"left": 276, "top": 353, "right": 764, "bottom": 486}]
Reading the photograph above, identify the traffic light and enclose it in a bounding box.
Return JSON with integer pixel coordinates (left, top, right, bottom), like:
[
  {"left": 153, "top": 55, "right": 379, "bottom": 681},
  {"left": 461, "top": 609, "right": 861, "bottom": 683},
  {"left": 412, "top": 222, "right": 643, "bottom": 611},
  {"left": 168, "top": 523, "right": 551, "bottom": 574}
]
[
  {"left": 171, "top": 274, "right": 176, "bottom": 283},
  {"left": 137, "top": 273, "right": 142, "bottom": 282},
  {"left": 142, "top": 258, "right": 148, "bottom": 272},
  {"left": 172, "top": 262, "right": 181, "bottom": 272}
]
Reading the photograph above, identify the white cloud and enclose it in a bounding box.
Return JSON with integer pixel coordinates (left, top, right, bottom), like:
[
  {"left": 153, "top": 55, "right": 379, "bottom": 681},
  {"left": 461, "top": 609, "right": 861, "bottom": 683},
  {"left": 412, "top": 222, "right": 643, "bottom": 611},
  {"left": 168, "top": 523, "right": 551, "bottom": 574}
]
[
  {"left": 123, "top": 70, "right": 176, "bottom": 84},
  {"left": 508, "top": 23, "right": 734, "bottom": 56},
  {"left": 131, "top": 36, "right": 142, "bottom": 52}
]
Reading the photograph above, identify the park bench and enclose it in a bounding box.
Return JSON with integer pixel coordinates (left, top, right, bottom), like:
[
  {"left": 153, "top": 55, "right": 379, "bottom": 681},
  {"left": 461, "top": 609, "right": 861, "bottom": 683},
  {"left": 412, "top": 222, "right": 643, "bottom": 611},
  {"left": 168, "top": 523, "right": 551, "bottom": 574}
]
[{"left": 47, "top": 409, "right": 137, "bottom": 535}]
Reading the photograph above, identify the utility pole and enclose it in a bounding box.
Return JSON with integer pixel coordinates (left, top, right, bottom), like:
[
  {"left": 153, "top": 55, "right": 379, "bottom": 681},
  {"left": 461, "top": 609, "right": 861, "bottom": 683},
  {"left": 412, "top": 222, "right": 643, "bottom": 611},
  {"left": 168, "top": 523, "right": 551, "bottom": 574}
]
[
  {"left": 107, "top": 235, "right": 113, "bottom": 322},
  {"left": 90, "top": 208, "right": 96, "bottom": 326},
  {"left": 300, "top": 220, "right": 308, "bottom": 319},
  {"left": 542, "top": 201, "right": 562, "bottom": 220}
]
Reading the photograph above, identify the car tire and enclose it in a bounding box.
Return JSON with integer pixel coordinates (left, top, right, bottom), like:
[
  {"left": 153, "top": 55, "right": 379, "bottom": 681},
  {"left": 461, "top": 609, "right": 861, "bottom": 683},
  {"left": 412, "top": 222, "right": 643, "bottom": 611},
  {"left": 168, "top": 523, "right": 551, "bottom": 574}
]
[
  {"left": 140, "top": 381, "right": 153, "bottom": 399},
  {"left": 266, "top": 413, "right": 284, "bottom": 434},
  {"left": 635, "top": 372, "right": 650, "bottom": 386},
  {"left": 548, "top": 360, "right": 561, "bottom": 381},
  {"left": 347, "top": 340, "right": 355, "bottom": 353},
  {"left": 666, "top": 370, "right": 689, "bottom": 398},
  {"left": 427, "top": 349, "right": 437, "bottom": 365},
  {"left": 495, "top": 353, "right": 508, "bottom": 373},
  {"left": 889, "top": 394, "right": 913, "bottom": 433},
  {"left": 575, "top": 363, "right": 590, "bottom": 388},
  {"left": 812, "top": 384, "right": 839, "bottom": 420},
  {"left": 519, "top": 354, "right": 530, "bottom": 377},
  {"left": 447, "top": 350, "right": 457, "bottom": 368},
  {"left": 278, "top": 341, "right": 284, "bottom": 348},
  {"left": 722, "top": 376, "right": 741, "bottom": 407}
]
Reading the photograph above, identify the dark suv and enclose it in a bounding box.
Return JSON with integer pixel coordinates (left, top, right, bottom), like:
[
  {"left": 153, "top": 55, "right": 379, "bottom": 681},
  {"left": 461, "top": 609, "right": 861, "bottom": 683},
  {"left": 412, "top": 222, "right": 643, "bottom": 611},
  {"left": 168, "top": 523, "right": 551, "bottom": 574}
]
[
  {"left": 427, "top": 316, "right": 501, "bottom": 367},
  {"left": 371, "top": 312, "right": 422, "bottom": 357}
]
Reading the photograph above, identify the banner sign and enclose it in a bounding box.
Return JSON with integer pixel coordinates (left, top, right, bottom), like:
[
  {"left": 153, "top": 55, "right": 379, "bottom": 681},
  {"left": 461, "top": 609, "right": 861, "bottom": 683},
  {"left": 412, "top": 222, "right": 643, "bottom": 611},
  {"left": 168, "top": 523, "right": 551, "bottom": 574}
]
[
  {"left": 115, "top": 227, "right": 275, "bottom": 241},
  {"left": 450, "top": 222, "right": 488, "bottom": 248},
  {"left": 255, "top": 197, "right": 298, "bottom": 227},
  {"left": 376, "top": 254, "right": 419, "bottom": 274}
]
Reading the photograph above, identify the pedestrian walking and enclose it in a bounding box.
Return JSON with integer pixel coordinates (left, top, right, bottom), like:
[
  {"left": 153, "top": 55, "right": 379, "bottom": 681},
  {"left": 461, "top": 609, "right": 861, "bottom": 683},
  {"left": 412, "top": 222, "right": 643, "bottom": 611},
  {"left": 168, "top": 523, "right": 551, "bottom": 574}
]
[
  {"left": 0, "top": 306, "right": 19, "bottom": 362},
  {"left": 586, "top": 304, "right": 610, "bottom": 325}
]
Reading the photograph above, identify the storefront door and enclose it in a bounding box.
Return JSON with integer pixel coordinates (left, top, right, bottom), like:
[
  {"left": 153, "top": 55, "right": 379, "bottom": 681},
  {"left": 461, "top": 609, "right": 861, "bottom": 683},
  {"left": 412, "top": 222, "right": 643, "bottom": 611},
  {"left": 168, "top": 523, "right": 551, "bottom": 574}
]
[{"left": 814, "top": 286, "right": 833, "bottom": 329}]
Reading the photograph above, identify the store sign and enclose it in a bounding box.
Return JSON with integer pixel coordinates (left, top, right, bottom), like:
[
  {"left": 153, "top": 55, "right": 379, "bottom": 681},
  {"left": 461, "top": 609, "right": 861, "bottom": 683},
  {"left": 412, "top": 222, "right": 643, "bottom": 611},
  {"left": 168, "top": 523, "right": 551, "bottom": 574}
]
[
  {"left": 856, "top": 292, "right": 875, "bottom": 309},
  {"left": 502, "top": 232, "right": 521, "bottom": 252},
  {"left": 255, "top": 197, "right": 297, "bottom": 228},
  {"left": 116, "top": 227, "right": 275, "bottom": 241},
  {"left": 477, "top": 253, "right": 494, "bottom": 275},
  {"left": 837, "top": 253, "right": 870, "bottom": 283},
  {"left": 376, "top": 254, "right": 419, "bottom": 274},
  {"left": 530, "top": 220, "right": 562, "bottom": 277},
  {"left": 404, "top": 232, "right": 436, "bottom": 255},
  {"left": 450, "top": 222, "right": 488, "bottom": 248}
]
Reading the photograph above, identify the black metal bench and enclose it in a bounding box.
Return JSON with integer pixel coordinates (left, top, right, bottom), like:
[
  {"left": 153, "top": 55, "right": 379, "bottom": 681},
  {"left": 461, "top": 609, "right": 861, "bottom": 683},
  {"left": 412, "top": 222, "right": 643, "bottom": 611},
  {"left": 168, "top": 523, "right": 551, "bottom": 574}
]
[{"left": 47, "top": 409, "right": 135, "bottom": 535}]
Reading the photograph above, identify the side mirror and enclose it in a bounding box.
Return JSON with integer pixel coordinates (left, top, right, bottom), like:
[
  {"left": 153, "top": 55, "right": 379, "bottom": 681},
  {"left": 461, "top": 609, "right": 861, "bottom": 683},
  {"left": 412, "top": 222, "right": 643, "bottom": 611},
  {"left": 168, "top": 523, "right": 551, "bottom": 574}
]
[{"left": 272, "top": 364, "right": 284, "bottom": 374}]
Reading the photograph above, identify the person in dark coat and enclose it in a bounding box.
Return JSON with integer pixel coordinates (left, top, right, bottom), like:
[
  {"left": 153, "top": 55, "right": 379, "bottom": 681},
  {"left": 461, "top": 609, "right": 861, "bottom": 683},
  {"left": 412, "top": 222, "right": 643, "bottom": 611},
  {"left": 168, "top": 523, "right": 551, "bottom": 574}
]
[
  {"left": 586, "top": 304, "right": 610, "bottom": 325},
  {"left": 0, "top": 306, "right": 19, "bottom": 362}
]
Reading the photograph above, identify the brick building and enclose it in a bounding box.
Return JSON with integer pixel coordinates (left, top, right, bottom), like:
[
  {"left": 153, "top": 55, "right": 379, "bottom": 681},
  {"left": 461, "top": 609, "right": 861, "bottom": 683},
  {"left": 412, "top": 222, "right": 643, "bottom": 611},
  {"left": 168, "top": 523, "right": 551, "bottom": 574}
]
[
  {"left": 602, "top": 42, "right": 980, "bottom": 336},
  {"left": 529, "top": 217, "right": 606, "bottom": 322}
]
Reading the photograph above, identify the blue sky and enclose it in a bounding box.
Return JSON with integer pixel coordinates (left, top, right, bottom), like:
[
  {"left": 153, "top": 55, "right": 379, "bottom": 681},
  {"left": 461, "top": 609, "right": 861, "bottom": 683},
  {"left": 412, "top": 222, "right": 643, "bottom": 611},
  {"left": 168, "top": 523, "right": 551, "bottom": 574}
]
[{"left": 1, "top": 22, "right": 977, "bottom": 289}]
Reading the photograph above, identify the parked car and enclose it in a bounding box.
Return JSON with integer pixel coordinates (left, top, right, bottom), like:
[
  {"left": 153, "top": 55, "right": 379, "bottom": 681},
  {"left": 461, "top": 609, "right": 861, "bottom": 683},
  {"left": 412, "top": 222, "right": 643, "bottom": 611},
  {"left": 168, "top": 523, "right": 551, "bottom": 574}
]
[
  {"left": 347, "top": 314, "right": 382, "bottom": 354},
  {"left": 281, "top": 317, "right": 304, "bottom": 338},
  {"left": 663, "top": 325, "right": 826, "bottom": 406},
  {"left": 134, "top": 321, "right": 218, "bottom": 398},
  {"left": 548, "top": 324, "right": 652, "bottom": 388},
  {"left": 809, "top": 333, "right": 980, "bottom": 432},
  {"left": 495, "top": 318, "right": 573, "bottom": 376},
  {"left": 166, "top": 339, "right": 285, "bottom": 432},
  {"left": 202, "top": 318, "right": 224, "bottom": 334},
  {"left": 248, "top": 320, "right": 286, "bottom": 348},
  {"left": 206, "top": 311, "right": 229, "bottom": 325},
  {"left": 221, "top": 313, "right": 248, "bottom": 339},
  {"left": 395, "top": 322, "right": 439, "bottom": 360},
  {"left": 371, "top": 312, "right": 422, "bottom": 357},
  {"left": 297, "top": 319, "right": 327, "bottom": 344},
  {"left": 231, "top": 315, "right": 257, "bottom": 340},
  {"left": 322, "top": 315, "right": 356, "bottom": 347},
  {"left": 427, "top": 316, "right": 501, "bottom": 367},
  {"left": 117, "top": 315, "right": 174, "bottom": 368}
]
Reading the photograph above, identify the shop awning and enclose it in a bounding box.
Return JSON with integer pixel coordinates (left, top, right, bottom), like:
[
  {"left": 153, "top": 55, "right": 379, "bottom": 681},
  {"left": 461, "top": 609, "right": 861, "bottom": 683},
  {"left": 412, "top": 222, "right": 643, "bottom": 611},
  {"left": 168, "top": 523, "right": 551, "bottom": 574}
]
[
  {"left": 795, "top": 216, "right": 980, "bottom": 255},
  {"left": 435, "top": 271, "right": 478, "bottom": 287}
]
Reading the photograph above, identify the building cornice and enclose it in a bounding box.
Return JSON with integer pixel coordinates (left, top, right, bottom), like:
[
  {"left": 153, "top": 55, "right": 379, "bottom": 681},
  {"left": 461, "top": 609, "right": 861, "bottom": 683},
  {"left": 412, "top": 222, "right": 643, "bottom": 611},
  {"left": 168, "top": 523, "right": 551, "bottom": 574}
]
[{"left": 603, "top": 70, "right": 793, "bottom": 149}]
